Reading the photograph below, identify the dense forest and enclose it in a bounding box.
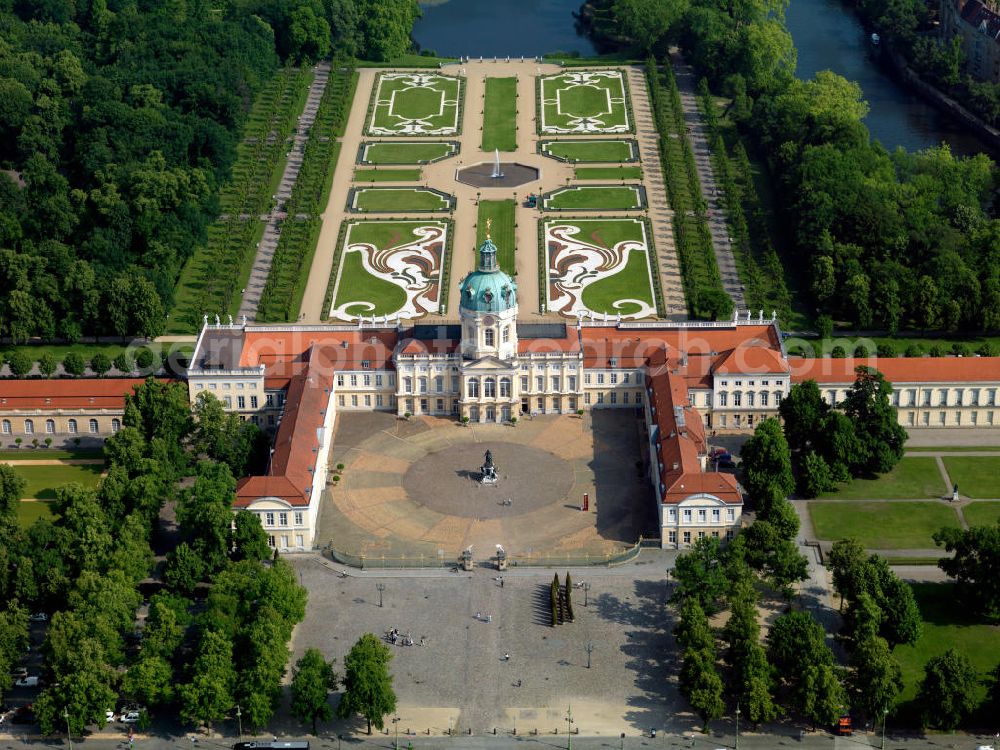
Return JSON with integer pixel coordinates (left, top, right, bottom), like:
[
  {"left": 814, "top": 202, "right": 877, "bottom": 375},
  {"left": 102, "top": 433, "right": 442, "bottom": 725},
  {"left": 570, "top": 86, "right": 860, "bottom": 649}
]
[
  {"left": 0, "top": 0, "right": 419, "bottom": 344},
  {"left": 584, "top": 0, "right": 1000, "bottom": 334}
]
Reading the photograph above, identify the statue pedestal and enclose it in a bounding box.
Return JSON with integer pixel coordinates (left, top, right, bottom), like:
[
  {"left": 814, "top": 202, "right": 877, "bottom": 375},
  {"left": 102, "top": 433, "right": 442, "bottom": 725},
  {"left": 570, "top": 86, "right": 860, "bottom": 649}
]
[
  {"left": 460, "top": 549, "right": 474, "bottom": 571},
  {"left": 496, "top": 550, "right": 508, "bottom": 571}
]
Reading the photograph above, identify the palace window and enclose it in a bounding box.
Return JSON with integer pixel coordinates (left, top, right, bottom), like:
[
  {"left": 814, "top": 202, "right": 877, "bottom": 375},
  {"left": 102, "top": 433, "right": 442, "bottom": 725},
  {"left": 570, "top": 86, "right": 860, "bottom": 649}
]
[
  {"left": 584, "top": 374, "right": 592, "bottom": 385},
  {"left": 610, "top": 392, "right": 617, "bottom": 404},
  {"left": 484, "top": 329, "right": 495, "bottom": 346},
  {"left": 521, "top": 376, "right": 529, "bottom": 391},
  {"left": 24, "top": 419, "right": 34, "bottom": 435},
  {"left": 265, "top": 513, "right": 275, "bottom": 527},
  {"left": 294, "top": 512, "right": 304, "bottom": 526},
  {"left": 111, "top": 419, "right": 121, "bottom": 433},
  {"left": 68, "top": 419, "right": 77, "bottom": 434},
  {"left": 760, "top": 391, "right": 769, "bottom": 407},
  {"left": 746, "top": 392, "right": 755, "bottom": 407},
  {"left": 718, "top": 392, "right": 728, "bottom": 407},
  {"left": 484, "top": 378, "right": 497, "bottom": 398},
  {"left": 2, "top": 419, "right": 10, "bottom": 434},
  {"left": 774, "top": 392, "right": 782, "bottom": 405},
  {"left": 502, "top": 326, "right": 510, "bottom": 343},
  {"left": 551, "top": 376, "right": 560, "bottom": 391},
  {"left": 45, "top": 419, "right": 55, "bottom": 434},
  {"left": 683, "top": 531, "right": 691, "bottom": 544},
  {"left": 436, "top": 376, "right": 444, "bottom": 393},
  {"left": 251, "top": 396, "right": 258, "bottom": 409},
  {"left": 733, "top": 392, "right": 742, "bottom": 407},
  {"left": 404, "top": 377, "right": 413, "bottom": 393},
  {"left": 597, "top": 373, "right": 605, "bottom": 385},
  {"left": 568, "top": 375, "right": 577, "bottom": 390},
  {"left": 279, "top": 512, "right": 288, "bottom": 526},
  {"left": 377, "top": 374, "right": 384, "bottom": 387},
  {"left": 468, "top": 378, "right": 480, "bottom": 397},
  {"left": 362, "top": 360, "right": 370, "bottom": 369},
  {"left": 237, "top": 396, "right": 245, "bottom": 409},
  {"left": 500, "top": 378, "right": 511, "bottom": 398},
  {"left": 610, "top": 373, "right": 618, "bottom": 385}
]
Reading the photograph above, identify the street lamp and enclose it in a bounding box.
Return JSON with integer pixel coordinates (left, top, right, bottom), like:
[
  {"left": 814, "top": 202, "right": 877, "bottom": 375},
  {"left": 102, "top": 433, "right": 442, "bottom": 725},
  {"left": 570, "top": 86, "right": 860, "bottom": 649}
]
[
  {"left": 63, "top": 707, "right": 73, "bottom": 750},
  {"left": 337, "top": 734, "right": 342, "bottom": 750},
  {"left": 585, "top": 641, "right": 594, "bottom": 669},
  {"left": 376, "top": 582, "right": 386, "bottom": 608},
  {"left": 881, "top": 707, "right": 888, "bottom": 750},
  {"left": 565, "top": 705, "right": 574, "bottom": 750},
  {"left": 735, "top": 703, "right": 741, "bottom": 750},
  {"left": 392, "top": 715, "right": 400, "bottom": 750},
  {"left": 582, "top": 582, "right": 591, "bottom": 606},
  {"left": 235, "top": 704, "right": 243, "bottom": 741},
  {"left": 620, "top": 732, "right": 625, "bottom": 750}
]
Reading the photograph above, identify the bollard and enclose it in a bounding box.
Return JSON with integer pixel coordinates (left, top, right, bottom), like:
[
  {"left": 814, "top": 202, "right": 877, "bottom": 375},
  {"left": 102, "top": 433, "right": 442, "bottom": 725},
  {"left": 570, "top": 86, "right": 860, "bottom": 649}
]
[{"left": 467, "top": 728, "right": 472, "bottom": 735}]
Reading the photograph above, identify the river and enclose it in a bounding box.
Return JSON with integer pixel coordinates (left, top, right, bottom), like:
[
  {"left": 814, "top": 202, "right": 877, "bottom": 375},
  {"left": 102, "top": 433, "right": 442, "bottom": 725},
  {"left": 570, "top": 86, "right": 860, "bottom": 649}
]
[{"left": 412, "top": 0, "right": 989, "bottom": 155}]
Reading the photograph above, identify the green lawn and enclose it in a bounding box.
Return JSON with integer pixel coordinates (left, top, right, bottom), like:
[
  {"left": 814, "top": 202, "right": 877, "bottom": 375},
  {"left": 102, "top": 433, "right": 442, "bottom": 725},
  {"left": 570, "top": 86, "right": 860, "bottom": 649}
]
[
  {"left": 941, "top": 457, "right": 1000, "bottom": 499},
  {"left": 962, "top": 501, "right": 1000, "bottom": 527},
  {"left": 575, "top": 166, "right": 643, "bottom": 180},
  {"left": 580, "top": 246, "right": 654, "bottom": 316},
  {"left": 16, "top": 500, "right": 56, "bottom": 528},
  {"left": 477, "top": 200, "right": 516, "bottom": 274},
  {"left": 333, "top": 250, "right": 408, "bottom": 317},
  {"left": 362, "top": 142, "right": 455, "bottom": 164},
  {"left": 354, "top": 168, "right": 422, "bottom": 182},
  {"left": 539, "top": 71, "right": 630, "bottom": 134},
  {"left": 893, "top": 583, "right": 1000, "bottom": 703},
  {"left": 818, "top": 457, "right": 946, "bottom": 499},
  {"left": 544, "top": 185, "right": 643, "bottom": 210},
  {"left": 807, "top": 501, "right": 961, "bottom": 549},
  {"left": 906, "top": 446, "right": 1000, "bottom": 452},
  {"left": 367, "top": 73, "right": 462, "bottom": 136},
  {"left": 14, "top": 463, "right": 105, "bottom": 499},
  {"left": 482, "top": 77, "right": 517, "bottom": 151},
  {"left": 353, "top": 188, "right": 450, "bottom": 212},
  {"left": 542, "top": 139, "right": 636, "bottom": 163}
]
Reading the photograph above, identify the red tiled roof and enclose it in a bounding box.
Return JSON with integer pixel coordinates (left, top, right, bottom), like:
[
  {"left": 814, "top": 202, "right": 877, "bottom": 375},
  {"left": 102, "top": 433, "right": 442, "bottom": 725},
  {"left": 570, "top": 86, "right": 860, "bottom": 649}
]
[
  {"left": 788, "top": 356, "right": 1000, "bottom": 384},
  {"left": 714, "top": 344, "right": 789, "bottom": 375},
  {"left": 235, "top": 476, "right": 305, "bottom": 507},
  {"left": 0, "top": 379, "right": 157, "bottom": 410},
  {"left": 240, "top": 330, "right": 398, "bottom": 370}
]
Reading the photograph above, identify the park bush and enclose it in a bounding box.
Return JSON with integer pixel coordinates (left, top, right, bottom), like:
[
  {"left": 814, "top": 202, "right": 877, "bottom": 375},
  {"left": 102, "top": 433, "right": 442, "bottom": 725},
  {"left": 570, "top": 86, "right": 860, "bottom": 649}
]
[
  {"left": 6, "top": 351, "right": 33, "bottom": 377},
  {"left": 113, "top": 352, "right": 135, "bottom": 374},
  {"left": 62, "top": 352, "right": 86, "bottom": 376},
  {"left": 90, "top": 353, "right": 112, "bottom": 376}
]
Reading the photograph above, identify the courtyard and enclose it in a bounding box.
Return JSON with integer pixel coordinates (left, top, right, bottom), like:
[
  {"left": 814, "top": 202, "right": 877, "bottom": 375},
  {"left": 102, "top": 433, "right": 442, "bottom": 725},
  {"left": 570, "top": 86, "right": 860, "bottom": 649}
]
[
  {"left": 315, "top": 411, "right": 656, "bottom": 565},
  {"left": 286, "top": 556, "right": 682, "bottom": 738}
]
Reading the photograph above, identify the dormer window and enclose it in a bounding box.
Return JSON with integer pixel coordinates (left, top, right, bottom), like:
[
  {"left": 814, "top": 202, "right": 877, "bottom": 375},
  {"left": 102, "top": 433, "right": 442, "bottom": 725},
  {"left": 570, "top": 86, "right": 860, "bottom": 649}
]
[
  {"left": 361, "top": 360, "right": 371, "bottom": 369},
  {"left": 609, "top": 358, "right": 618, "bottom": 367}
]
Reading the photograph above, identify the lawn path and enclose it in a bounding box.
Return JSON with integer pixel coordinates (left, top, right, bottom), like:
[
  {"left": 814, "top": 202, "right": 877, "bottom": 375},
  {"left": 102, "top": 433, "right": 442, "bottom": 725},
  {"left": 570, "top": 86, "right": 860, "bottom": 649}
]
[
  {"left": 933, "top": 455, "right": 953, "bottom": 496},
  {"left": 1, "top": 458, "right": 104, "bottom": 466},
  {"left": 240, "top": 60, "right": 331, "bottom": 321}
]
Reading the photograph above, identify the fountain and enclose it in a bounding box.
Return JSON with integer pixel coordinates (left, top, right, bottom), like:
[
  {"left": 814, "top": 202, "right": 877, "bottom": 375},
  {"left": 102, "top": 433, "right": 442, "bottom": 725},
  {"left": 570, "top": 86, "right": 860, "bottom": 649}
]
[{"left": 490, "top": 148, "right": 504, "bottom": 179}]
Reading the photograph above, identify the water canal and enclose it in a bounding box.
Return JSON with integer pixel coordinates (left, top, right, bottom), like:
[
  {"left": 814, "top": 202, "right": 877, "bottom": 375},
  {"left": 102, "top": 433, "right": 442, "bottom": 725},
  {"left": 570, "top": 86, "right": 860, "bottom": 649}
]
[{"left": 413, "top": 0, "right": 990, "bottom": 155}]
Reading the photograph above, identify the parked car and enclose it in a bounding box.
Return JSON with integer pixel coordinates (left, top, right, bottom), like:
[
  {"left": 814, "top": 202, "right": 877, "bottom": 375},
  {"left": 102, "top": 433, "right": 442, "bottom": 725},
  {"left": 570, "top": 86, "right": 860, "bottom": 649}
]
[
  {"left": 10, "top": 667, "right": 28, "bottom": 679},
  {"left": 15, "top": 676, "right": 39, "bottom": 687},
  {"left": 717, "top": 459, "right": 737, "bottom": 470},
  {"left": 121, "top": 711, "right": 142, "bottom": 724},
  {"left": 11, "top": 704, "right": 35, "bottom": 723},
  {"left": 28, "top": 613, "right": 48, "bottom": 622},
  {"left": 105, "top": 710, "right": 117, "bottom": 723},
  {"left": 709, "top": 447, "right": 729, "bottom": 457},
  {"left": 712, "top": 452, "right": 733, "bottom": 463}
]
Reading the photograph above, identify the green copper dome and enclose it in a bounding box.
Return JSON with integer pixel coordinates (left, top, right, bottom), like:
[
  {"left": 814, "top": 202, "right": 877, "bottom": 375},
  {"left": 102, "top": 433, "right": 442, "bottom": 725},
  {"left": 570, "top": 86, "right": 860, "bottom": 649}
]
[{"left": 460, "top": 233, "right": 517, "bottom": 313}]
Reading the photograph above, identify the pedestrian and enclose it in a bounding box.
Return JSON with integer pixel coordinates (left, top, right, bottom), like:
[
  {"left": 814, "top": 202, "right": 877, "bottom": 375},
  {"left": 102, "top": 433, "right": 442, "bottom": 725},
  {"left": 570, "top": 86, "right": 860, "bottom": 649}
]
[
  {"left": 504, "top": 652, "right": 510, "bottom": 661},
  {"left": 487, "top": 613, "right": 492, "bottom": 623},
  {"left": 475, "top": 611, "right": 481, "bottom": 620},
  {"left": 500, "top": 577, "right": 504, "bottom": 588}
]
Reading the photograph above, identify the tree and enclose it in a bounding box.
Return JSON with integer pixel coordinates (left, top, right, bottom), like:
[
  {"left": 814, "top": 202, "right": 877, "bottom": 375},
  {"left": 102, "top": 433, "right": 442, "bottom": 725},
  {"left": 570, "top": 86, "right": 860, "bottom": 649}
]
[
  {"left": 38, "top": 352, "right": 57, "bottom": 377},
  {"left": 840, "top": 367, "right": 907, "bottom": 475},
  {"left": 739, "top": 418, "right": 794, "bottom": 516},
  {"left": 180, "top": 629, "right": 236, "bottom": 729},
  {"left": 337, "top": 633, "right": 397, "bottom": 734},
  {"left": 877, "top": 576, "right": 922, "bottom": 647},
  {"left": 765, "top": 497, "right": 799, "bottom": 541},
  {"left": 779, "top": 380, "right": 828, "bottom": 454},
  {"left": 934, "top": 521, "right": 1000, "bottom": 617},
  {"left": 108, "top": 270, "right": 165, "bottom": 339},
  {"left": 828, "top": 538, "right": 868, "bottom": 611},
  {"left": 164, "top": 542, "right": 205, "bottom": 596},
  {"left": 288, "top": 4, "right": 331, "bottom": 63},
  {"left": 62, "top": 351, "right": 86, "bottom": 376},
  {"left": 176, "top": 461, "right": 237, "bottom": 575},
  {"left": 230, "top": 512, "right": 271, "bottom": 562},
  {"left": 680, "top": 646, "right": 725, "bottom": 731},
  {"left": 612, "top": 0, "right": 689, "bottom": 52},
  {"left": 849, "top": 635, "right": 902, "bottom": 721},
  {"left": 0, "top": 465, "right": 27, "bottom": 540},
  {"left": 916, "top": 649, "right": 979, "bottom": 730},
  {"left": 122, "top": 655, "right": 175, "bottom": 707},
  {"left": 564, "top": 572, "right": 574, "bottom": 622},
  {"left": 113, "top": 351, "right": 134, "bottom": 374},
  {"left": 290, "top": 648, "right": 338, "bottom": 733},
  {"left": 671, "top": 536, "right": 727, "bottom": 613},
  {"left": 674, "top": 597, "right": 714, "bottom": 652},
  {"left": 766, "top": 610, "right": 830, "bottom": 678},
  {"left": 844, "top": 590, "right": 882, "bottom": 644},
  {"left": 798, "top": 662, "right": 847, "bottom": 730},
  {"left": 796, "top": 451, "right": 833, "bottom": 498},
  {"left": 357, "top": 0, "right": 418, "bottom": 61}
]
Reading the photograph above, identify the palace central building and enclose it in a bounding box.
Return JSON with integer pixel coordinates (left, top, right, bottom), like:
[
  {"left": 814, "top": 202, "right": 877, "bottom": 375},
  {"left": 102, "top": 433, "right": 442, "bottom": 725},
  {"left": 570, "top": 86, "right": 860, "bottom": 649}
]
[{"left": 182, "top": 235, "right": 1000, "bottom": 553}]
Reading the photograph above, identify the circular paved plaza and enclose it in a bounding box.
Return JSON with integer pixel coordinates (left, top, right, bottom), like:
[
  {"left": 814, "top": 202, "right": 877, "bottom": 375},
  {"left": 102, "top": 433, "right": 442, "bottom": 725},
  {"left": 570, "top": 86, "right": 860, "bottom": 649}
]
[{"left": 317, "top": 411, "right": 655, "bottom": 563}]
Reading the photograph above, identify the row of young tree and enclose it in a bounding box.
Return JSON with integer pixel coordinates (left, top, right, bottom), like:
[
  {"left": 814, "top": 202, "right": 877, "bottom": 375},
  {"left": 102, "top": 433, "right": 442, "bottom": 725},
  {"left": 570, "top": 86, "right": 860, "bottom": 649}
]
[
  {"left": 0, "top": 0, "right": 421, "bottom": 345},
  {"left": 582, "top": 0, "right": 999, "bottom": 333},
  {"left": 740, "top": 366, "right": 907, "bottom": 499},
  {"left": 0, "top": 378, "right": 299, "bottom": 733}
]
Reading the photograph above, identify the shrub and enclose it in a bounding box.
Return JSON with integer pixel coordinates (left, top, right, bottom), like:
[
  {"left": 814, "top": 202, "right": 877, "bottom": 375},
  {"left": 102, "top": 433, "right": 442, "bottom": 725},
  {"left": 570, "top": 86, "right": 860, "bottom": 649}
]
[
  {"left": 336, "top": 463, "right": 345, "bottom": 471},
  {"left": 876, "top": 343, "right": 896, "bottom": 358},
  {"left": 7, "top": 351, "right": 33, "bottom": 377},
  {"left": 928, "top": 345, "right": 944, "bottom": 357},
  {"left": 977, "top": 343, "right": 997, "bottom": 357},
  {"left": 951, "top": 343, "right": 971, "bottom": 357},
  {"left": 135, "top": 349, "right": 155, "bottom": 370},
  {"left": 38, "top": 353, "right": 58, "bottom": 377},
  {"left": 90, "top": 353, "right": 112, "bottom": 376},
  {"left": 830, "top": 346, "right": 846, "bottom": 358},
  {"left": 63, "top": 352, "right": 86, "bottom": 376},
  {"left": 113, "top": 351, "right": 135, "bottom": 373},
  {"left": 904, "top": 343, "right": 923, "bottom": 357}
]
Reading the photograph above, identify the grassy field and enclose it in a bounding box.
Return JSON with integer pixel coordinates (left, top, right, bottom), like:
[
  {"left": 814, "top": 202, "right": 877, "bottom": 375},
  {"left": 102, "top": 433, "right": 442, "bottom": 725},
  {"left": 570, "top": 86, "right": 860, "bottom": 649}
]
[
  {"left": 476, "top": 200, "right": 516, "bottom": 274},
  {"left": 818, "top": 457, "right": 946, "bottom": 500},
  {"left": 539, "top": 71, "right": 630, "bottom": 134},
  {"left": 962, "top": 501, "right": 1000, "bottom": 527},
  {"left": 482, "top": 78, "right": 517, "bottom": 151},
  {"left": 354, "top": 168, "right": 422, "bottom": 182},
  {"left": 1, "top": 449, "right": 103, "bottom": 460},
  {"left": 544, "top": 185, "right": 643, "bottom": 210},
  {"left": 362, "top": 142, "right": 455, "bottom": 164},
  {"left": 906, "top": 446, "right": 1000, "bottom": 452},
  {"left": 14, "top": 463, "right": 105, "bottom": 499},
  {"left": 580, "top": 247, "right": 655, "bottom": 315},
  {"left": 807, "top": 501, "right": 961, "bottom": 549},
  {"left": 542, "top": 139, "right": 636, "bottom": 163},
  {"left": 893, "top": 583, "right": 1000, "bottom": 703},
  {"left": 367, "top": 73, "right": 462, "bottom": 136},
  {"left": 333, "top": 251, "right": 408, "bottom": 316},
  {"left": 575, "top": 166, "right": 642, "bottom": 180},
  {"left": 353, "top": 188, "right": 451, "bottom": 212},
  {"left": 17, "top": 500, "right": 56, "bottom": 528},
  {"left": 941, "top": 457, "right": 1000, "bottom": 499}
]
